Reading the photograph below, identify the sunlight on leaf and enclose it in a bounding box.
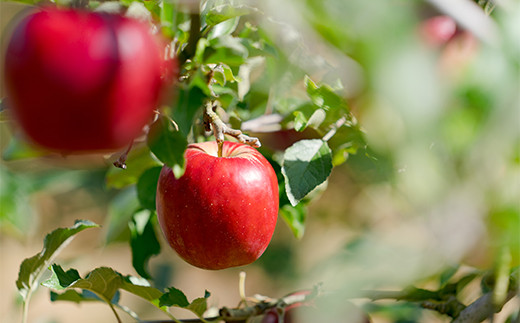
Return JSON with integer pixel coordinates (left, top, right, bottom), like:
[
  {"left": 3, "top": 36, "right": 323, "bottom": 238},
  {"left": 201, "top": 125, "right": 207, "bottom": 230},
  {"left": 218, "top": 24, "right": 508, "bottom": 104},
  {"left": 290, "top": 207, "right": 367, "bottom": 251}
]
[
  {"left": 16, "top": 220, "right": 98, "bottom": 301},
  {"left": 147, "top": 115, "right": 188, "bottom": 177},
  {"left": 282, "top": 140, "right": 333, "bottom": 206}
]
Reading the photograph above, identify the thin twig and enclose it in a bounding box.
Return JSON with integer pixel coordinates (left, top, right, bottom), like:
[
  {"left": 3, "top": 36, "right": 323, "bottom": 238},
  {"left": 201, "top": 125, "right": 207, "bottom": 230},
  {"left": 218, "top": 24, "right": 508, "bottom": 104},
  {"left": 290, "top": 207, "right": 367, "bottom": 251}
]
[
  {"left": 113, "top": 140, "right": 134, "bottom": 169},
  {"left": 238, "top": 272, "right": 247, "bottom": 307},
  {"left": 203, "top": 101, "right": 261, "bottom": 157},
  {"left": 179, "top": 12, "right": 201, "bottom": 65},
  {"left": 322, "top": 115, "right": 348, "bottom": 142}
]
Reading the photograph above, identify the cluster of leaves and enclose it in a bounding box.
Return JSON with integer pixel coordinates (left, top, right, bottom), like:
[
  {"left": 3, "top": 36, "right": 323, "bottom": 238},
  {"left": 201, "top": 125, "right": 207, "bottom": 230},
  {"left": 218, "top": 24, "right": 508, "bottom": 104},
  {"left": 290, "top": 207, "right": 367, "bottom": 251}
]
[
  {"left": 101, "top": 0, "right": 365, "bottom": 253},
  {"left": 16, "top": 219, "right": 520, "bottom": 322},
  {"left": 2, "top": 0, "right": 364, "bottom": 270},
  {"left": 16, "top": 220, "right": 213, "bottom": 322},
  {"left": 4, "top": 0, "right": 365, "bottom": 321}
]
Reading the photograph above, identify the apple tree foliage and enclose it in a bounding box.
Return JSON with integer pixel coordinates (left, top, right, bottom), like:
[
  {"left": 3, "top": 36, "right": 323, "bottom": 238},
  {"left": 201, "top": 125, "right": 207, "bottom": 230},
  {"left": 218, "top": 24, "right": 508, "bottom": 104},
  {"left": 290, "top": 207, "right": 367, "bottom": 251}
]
[{"left": 1, "top": 0, "right": 519, "bottom": 322}]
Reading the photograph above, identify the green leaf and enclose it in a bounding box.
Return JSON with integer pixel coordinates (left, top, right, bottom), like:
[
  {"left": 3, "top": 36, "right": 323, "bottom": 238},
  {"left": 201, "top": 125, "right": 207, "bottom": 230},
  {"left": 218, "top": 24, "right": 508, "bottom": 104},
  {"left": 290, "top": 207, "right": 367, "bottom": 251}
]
[
  {"left": 105, "top": 146, "right": 161, "bottom": 189},
  {"left": 136, "top": 166, "right": 162, "bottom": 211},
  {"left": 50, "top": 288, "right": 141, "bottom": 319},
  {"left": 205, "top": 35, "right": 249, "bottom": 66},
  {"left": 305, "top": 76, "right": 344, "bottom": 110},
  {"left": 207, "top": 16, "right": 240, "bottom": 39},
  {"left": 213, "top": 68, "right": 226, "bottom": 86},
  {"left": 160, "top": 0, "right": 176, "bottom": 37},
  {"left": 282, "top": 140, "right": 333, "bottom": 206},
  {"left": 172, "top": 85, "right": 206, "bottom": 137},
  {"left": 50, "top": 290, "right": 99, "bottom": 304},
  {"left": 205, "top": 4, "right": 253, "bottom": 26},
  {"left": 159, "top": 288, "right": 211, "bottom": 318},
  {"left": 2, "top": 0, "right": 44, "bottom": 4},
  {"left": 279, "top": 203, "right": 307, "bottom": 239},
  {"left": 43, "top": 265, "right": 81, "bottom": 290},
  {"left": 120, "top": 275, "right": 164, "bottom": 306},
  {"left": 129, "top": 211, "right": 161, "bottom": 279},
  {"left": 297, "top": 76, "right": 352, "bottom": 133},
  {"left": 16, "top": 220, "right": 98, "bottom": 301},
  {"left": 44, "top": 265, "right": 170, "bottom": 317},
  {"left": 396, "top": 287, "right": 440, "bottom": 302},
  {"left": 64, "top": 267, "right": 121, "bottom": 301},
  {"left": 190, "top": 68, "right": 214, "bottom": 97},
  {"left": 159, "top": 287, "right": 190, "bottom": 307},
  {"left": 439, "top": 265, "right": 460, "bottom": 287},
  {"left": 187, "top": 294, "right": 210, "bottom": 317},
  {"left": 147, "top": 115, "right": 188, "bottom": 177}
]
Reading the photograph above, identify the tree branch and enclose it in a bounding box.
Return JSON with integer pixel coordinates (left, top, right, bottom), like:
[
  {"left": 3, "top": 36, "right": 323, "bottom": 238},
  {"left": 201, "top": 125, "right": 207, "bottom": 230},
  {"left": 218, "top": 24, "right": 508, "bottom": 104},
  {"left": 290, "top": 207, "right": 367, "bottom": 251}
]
[
  {"left": 112, "top": 140, "right": 134, "bottom": 169},
  {"left": 179, "top": 11, "right": 201, "bottom": 65},
  {"left": 141, "top": 287, "right": 319, "bottom": 323},
  {"left": 452, "top": 291, "right": 517, "bottom": 323},
  {"left": 203, "top": 101, "right": 261, "bottom": 157}
]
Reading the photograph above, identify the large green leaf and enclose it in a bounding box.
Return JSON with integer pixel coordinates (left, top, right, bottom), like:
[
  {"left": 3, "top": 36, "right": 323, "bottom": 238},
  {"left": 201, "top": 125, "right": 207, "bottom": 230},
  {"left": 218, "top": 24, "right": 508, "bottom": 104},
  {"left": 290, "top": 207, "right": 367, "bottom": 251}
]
[
  {"left": 172, "top": 85, "right": 206, "bottom": 137},
  {"left": 207, "top": 16, "right": 240, "bottom": 39},
  {"left": 292, "top": 76, "right": 353, "bottom": 134},
  {"left": 44, "top": 265, "right": 209, "bottom": 320},
  {"left": 205, "top": 35, "right": 249, "bottom": 66},
  {"left": 50, "top": 289, "right": 101, "bottom": 304},
  {"left": 147, "top": 115, "right": 188, "bottom": 178},
  {"left": 129, "top": 211, "right": 161, "bottom": 279},
  {"left": 159, "top": 287, "right": 189, "bottom": 307},
  {"left": 282, "top": 140, "right": 333, "bottom": 206},
  {"left": 160, "top": 288, "right": 211, "bottom": 318},
  {"left": 120, "top": 275, "right": 164, "bottom": 307},
  {"left": 279, "top": 202, "right": 307, "bottom": 239},
  {"left": 16, "top": 220, "right": 98, "bottom": 300},
  {"left": 43, "top": 264, "right": 171, "bottom": 319},
  {"left": 136, "top": 166, "right": 162, "bottom": 211},
  {"left": 49, "top": 288, "right": 141, "bottom": 319},
  {"left": 105, "top": 146, "right": 161, "bottom": 189},
  {"left": 205, "top": 4, "right": 254, "bottom": 26}
]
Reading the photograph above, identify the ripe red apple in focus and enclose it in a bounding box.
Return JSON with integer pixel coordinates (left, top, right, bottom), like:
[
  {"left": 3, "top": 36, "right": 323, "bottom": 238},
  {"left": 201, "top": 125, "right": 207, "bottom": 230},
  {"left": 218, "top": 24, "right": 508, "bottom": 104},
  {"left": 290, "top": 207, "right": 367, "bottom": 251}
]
[
  {"left": 4, "top": 7, "right": 166, "bottom": 152},
  {"left": 156, "top": 141, "right": 279, "bottom": 270}
]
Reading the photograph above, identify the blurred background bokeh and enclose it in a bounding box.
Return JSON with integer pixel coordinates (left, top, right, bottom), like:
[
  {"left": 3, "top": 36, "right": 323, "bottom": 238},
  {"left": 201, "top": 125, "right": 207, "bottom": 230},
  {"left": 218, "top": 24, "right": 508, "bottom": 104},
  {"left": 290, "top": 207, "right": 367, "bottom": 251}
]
[{"left": 1, "top": 0, "right": 519, "bottom": 322}]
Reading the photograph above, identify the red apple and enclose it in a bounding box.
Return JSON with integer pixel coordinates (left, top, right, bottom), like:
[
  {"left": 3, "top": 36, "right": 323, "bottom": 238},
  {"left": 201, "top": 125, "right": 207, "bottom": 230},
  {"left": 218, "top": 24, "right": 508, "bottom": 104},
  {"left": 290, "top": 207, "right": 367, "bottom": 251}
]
[
  {"left": 420, "top": 15, "right": 458, "bottom": 46},
  {"left": 261, "top": 290, "right": 313, "bottom": 323},
  {"left": 261, "top": 290, "right": 371, "bottom": 323},
  {"left": 4, "top": 7, "right": 166, "bottom": 152},
  {"left": 156, "top": 141, "right": 279, "bottom": 270}
]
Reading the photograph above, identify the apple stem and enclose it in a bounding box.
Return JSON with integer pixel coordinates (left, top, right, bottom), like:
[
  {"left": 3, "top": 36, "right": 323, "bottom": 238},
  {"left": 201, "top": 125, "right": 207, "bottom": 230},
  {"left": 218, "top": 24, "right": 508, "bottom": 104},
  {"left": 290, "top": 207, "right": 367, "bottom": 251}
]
[
  {"left": 71, "top": 0, "right": 89, "bottom": 9},
  {"left": 203, "top": 101, "right": 261, "bottom": 157},
  {"left": 113, "top": 140, "right": 134, "bottom": 169},
  {"left": 238, "top": 271, "right": 247, "bottom": 306}
]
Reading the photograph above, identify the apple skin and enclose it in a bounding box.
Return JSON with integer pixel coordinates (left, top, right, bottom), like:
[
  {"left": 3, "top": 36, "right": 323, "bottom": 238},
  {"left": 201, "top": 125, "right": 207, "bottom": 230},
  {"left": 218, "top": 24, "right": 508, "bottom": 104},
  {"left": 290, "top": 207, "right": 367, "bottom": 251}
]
[
  {"left": 156, "top": 141, "right": 279, "bottom": 270},
  {"left": 419, "top": 15, "right": 457, "bottom": 46},
  {"left": 260, "top": 290, "right": 371, "bottom": 323},
  {"left": 4, "top": 8, "right": 165, "bottom": 152}
]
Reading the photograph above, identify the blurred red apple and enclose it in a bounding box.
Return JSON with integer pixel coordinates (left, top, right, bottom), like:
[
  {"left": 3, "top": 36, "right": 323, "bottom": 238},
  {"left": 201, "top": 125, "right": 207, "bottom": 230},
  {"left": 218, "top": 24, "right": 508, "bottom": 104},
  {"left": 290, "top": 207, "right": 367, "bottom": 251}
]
[
  {"left": 156, "top": 141, "right": 279, "bottom": 270},
  {"left": 420, "top": 15, "right": 457, "bottom": 46},
  {"left": 4, "top": 7, "right": 166, "bottom": 152},
  {"left": 261, "top": 290, "right": 371, "bottom": 323}
]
